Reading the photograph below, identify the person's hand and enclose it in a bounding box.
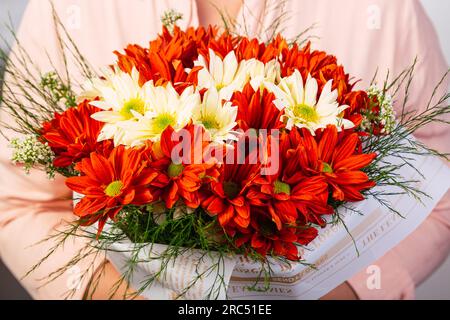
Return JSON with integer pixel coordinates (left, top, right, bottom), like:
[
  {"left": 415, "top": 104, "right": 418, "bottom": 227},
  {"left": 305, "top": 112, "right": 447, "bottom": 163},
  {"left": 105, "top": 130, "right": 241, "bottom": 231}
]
[
  {"left": 84, "top": 261, "right": 145, "bottom": 300},
  {"left": 320, "top": 282, "right": 359, "bottom": 300}
]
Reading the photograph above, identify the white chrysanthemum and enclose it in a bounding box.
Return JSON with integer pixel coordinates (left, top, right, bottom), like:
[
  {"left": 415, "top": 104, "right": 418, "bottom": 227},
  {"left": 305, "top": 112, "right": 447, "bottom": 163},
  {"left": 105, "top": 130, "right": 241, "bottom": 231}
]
[
  {"left": 247, "top": 59, "right": 281, "bottom": 91},
  {"left": 195, "top": 49, "right": 250, "bottom": 100},
  {"left": 192, "top": 87, "right": 238, "bottom": 144},
  {"left": 265, "top": 70, "right": 354, "bottom": 134},
  {"left": 84, "top": 67, "right": 153, "bottom": 143},
  {"left": 122, "top": 83, "right": 200, "bottom": 146}
]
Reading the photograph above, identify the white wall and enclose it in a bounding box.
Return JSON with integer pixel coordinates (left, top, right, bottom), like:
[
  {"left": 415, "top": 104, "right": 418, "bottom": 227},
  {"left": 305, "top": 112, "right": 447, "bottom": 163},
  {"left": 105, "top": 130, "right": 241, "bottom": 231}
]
[
  {"left": 421, "top": 0, "right": 450, "bottom": 64},
  {"left": 0, "top": 0, "right": 27, "bottom": 49},
  {"left": 0, "top": 0, "right": 449, "bottom": 300}
]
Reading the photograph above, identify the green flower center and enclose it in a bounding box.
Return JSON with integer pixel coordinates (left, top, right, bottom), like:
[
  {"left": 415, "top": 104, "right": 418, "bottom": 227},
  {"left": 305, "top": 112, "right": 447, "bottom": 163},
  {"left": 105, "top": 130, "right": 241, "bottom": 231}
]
[
  {"left": 293, "top": 103, "right": 319, "bottom": 123},
  {"left": 322, "top": 162, "right": 333, "bottom": 173},
  {"left": 104, "top": 180, "right": 124, "bottom": 197},
  {"left": 168, "top": 163, "right": 184, "bottom": 178},
  {"left": 153, "top": 113, "right": 176, "bottom": 134},
  {"left": 120, "top": 98, "right": 146, "bottom": 119},
  {"left": 223, "top": 181, "right": 240, "bottom": 199},
  {"left": 274, "top": 180, "right": 291, "bottom": 195}
]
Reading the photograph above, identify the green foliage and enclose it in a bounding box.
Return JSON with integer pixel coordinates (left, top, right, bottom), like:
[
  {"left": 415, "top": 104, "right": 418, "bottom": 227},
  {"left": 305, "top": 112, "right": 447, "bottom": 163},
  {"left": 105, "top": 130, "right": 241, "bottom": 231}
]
[
  {"left": 40, "top": 72, "right": 77, "bottom": 108},
  {"left": 115, "top": 205, "right": 231, "bottom": 252},
  {"left": 361, "top": 62, "right": 449, "bottom": 216}
]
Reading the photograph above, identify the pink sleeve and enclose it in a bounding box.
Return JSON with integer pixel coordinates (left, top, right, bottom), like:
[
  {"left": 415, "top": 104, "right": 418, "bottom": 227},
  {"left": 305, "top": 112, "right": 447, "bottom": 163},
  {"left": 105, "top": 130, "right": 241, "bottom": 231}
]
[
  {"left": 348, "top": 0, "right": 450, "bottom": 299},
  {"left": 348, "top": 193, "right": 450, "bottom": 299},
  {"left": 0, "top": 0, "right": 103, "bottom": 300}
]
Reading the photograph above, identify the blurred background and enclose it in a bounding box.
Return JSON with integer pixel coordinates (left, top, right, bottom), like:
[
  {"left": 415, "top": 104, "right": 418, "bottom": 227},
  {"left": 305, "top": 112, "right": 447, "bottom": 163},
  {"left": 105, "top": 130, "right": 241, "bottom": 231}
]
[{"left": 0, "top": 0, "right": 449, "bottom": 300}]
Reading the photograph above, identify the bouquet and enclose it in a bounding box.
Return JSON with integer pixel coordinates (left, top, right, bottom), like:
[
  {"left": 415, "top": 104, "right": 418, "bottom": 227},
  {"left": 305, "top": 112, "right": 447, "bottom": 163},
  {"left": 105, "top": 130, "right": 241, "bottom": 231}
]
[{"left": 1, "top": 10, "right": 449, "bottom": 300}]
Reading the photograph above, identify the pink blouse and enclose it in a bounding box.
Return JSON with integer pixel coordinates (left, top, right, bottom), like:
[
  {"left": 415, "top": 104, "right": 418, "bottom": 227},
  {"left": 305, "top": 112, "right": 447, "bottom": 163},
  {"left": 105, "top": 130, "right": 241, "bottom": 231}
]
[{"left": 0, "top": 0, "right": 448, "bottom": 300}]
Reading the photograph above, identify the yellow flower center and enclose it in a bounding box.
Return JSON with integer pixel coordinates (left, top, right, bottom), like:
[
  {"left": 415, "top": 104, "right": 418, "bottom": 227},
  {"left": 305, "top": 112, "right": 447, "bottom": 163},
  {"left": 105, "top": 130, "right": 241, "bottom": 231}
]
[
  {"left": 274, "top": 180, "right": 291, "bottom": 195},
  {"left": 104, "top": 180, "right": 124, "bottom": 197},
  {"left": 293, "top": 103, "right": 319, "bottom": 123},
  {"left": 168, "top": 163, "right": 184, "bottom": 178},
  {"left": 152, "top": 113, "right": 176, "bottom": 134},
  {"left": 201, "top": 114, "right": 221, "bottom": 130},
  {"left": 120, "top": 98, "right": 146, "bottom": 119}
]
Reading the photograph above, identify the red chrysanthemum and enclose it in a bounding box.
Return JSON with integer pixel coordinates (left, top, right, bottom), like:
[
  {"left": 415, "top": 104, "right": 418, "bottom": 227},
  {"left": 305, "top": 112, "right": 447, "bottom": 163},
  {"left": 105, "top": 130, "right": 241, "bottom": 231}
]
[
  {"left": 114, "top": 26, "right": 221, "bottom": 90},
  {"left": 252, "top": 132, "right": 334, "bottom": 229},
  {"left": 261, "top": 175, "right": 333, "bottom": 228},
  {"left": 65, "top": 145, "right": 158, "bottom": 234},
  {"left": 41, "top": 100, "right": 112, "bottom": 167},
  {"left": 146, "top": 125, "right": 220, "bottom": 209},
  {"left": 295, "top": 125, "right": 377, "bottom": 201},
  {"left": 234, "top": 34, "right": 288, "bottom": 63},
  {"left": 235, "top": 207, "right": 319, "bottom": 260},
  {"left": 232, "top": 83, "right": 284, "bottom": 131},
  {"left": 201, "top": 159, "right": 261, "bottom": 230}
]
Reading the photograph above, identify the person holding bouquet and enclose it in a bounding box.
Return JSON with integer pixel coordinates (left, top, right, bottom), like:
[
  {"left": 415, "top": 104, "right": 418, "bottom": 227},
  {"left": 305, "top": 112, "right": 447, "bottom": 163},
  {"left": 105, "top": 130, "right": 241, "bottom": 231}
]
[{"left": 0, "top": 0, "right": 448, "bottom": 300}]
